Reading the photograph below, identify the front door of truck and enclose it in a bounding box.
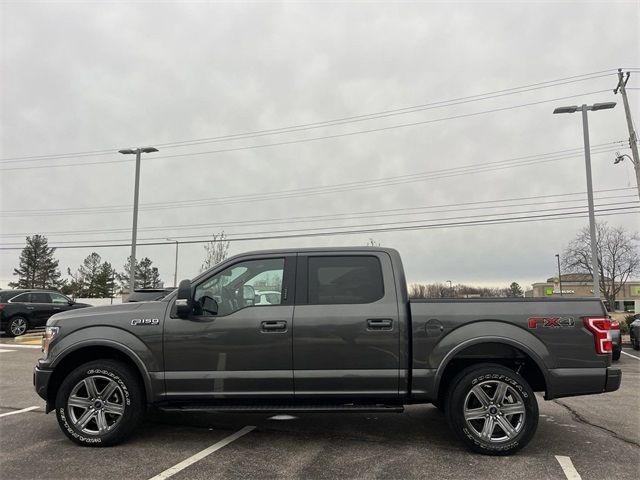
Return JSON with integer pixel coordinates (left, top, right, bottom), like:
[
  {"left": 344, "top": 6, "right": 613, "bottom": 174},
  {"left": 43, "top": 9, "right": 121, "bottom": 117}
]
[
  {"left": 292, "top": 252, "right": 400, "bottom": 399},
  {"left": 163, "top": 255, "right": 296, "bottom": 400}
]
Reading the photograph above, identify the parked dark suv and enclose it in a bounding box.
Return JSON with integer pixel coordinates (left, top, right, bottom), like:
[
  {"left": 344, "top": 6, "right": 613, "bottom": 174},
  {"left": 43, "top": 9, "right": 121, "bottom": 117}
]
[{"left": 0, "top": 290, "right": 91, "bottom": 337}]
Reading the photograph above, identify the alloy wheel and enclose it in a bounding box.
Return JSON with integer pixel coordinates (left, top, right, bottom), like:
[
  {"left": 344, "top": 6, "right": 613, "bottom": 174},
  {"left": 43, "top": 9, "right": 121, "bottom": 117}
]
[
  {"left": 463, "top": 380, "right": 526, "bottom": 443},
  {"left": 10, "top": 318, "right": 27, "bottom": 336},
  {"left": 67, "top": 375, "right": 125, "bottom": 435}
]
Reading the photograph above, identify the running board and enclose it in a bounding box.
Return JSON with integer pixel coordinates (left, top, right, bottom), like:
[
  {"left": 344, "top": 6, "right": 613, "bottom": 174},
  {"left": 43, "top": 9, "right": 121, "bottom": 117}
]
[{"left": 158, "top": 404, "right": 404, "bottom": 414}]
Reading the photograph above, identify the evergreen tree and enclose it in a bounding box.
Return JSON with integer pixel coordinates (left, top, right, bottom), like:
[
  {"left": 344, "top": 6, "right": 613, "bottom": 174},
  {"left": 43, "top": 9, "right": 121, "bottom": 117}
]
[
  {"left": 507, "top": 282, "right": 524, "bottom": 297},
  {"left": 9, "top": 235, "right": 61, "bottom": 289},
  {"left": 95, "top": 262, "right": 116, "bottom": 298},
  {"left": 118, "top": 256, "right": 162, "bottom": 290},
  {"left": 77, "top": 252, "right": 102, "bottom": 297},
  {"left": 138, "top": 257, "right": 162, "bottom": 288}
]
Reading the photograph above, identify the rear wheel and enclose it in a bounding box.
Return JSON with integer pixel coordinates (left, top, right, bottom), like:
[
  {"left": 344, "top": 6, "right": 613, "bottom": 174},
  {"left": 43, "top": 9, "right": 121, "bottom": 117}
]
[
  {"left": 612, "top": 349, "right": 621, "bottom": 361},
  {"left": 55, "top": 360, "right": 144, "bottom": 446},
  {"left": 6, "top": 316, "right": 29, "bottom": 337},
  {"left": 445, "top": 363, "right": 538, "bottom": 455},
  {"left": 633, "top": 336, "right": 640, "bottom": 351}
]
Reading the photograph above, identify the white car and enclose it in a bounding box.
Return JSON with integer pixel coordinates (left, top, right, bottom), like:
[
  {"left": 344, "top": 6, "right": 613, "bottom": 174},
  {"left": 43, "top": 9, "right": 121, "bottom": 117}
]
[{"left": 254, "top": 290, "right": 281, "bottom": 305}]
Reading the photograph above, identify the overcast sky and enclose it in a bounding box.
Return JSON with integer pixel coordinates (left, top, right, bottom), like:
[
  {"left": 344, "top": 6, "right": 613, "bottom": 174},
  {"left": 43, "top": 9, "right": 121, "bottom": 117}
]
[{"left": 1, "top": 0, "right": 639, "bottom": 292}]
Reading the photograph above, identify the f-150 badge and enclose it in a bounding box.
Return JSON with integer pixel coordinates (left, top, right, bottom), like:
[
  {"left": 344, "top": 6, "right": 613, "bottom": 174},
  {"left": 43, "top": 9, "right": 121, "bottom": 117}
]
[
  {"left": 527, "top": 317, "right": 575, "bottom": 328},
  {"left": 131, "top": 318, "right": 160, "bottom": 326}
]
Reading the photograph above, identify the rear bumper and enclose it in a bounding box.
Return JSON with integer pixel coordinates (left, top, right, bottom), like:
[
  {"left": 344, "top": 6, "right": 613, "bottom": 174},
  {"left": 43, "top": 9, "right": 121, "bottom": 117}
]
[{"left": 546, "top": 366, "right": 622, "bottom": 399}]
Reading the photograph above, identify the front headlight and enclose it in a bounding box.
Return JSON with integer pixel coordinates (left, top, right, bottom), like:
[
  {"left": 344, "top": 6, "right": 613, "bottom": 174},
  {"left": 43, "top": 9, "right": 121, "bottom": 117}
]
[{"left": 42, "top": 326, "right": 59, "bottom": 358}]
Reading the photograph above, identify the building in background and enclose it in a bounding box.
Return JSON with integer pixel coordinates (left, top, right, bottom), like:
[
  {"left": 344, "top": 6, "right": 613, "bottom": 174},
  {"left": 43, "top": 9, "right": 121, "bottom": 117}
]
[{"left": 530, "top": 274, "right": 640, "bottom": 312}]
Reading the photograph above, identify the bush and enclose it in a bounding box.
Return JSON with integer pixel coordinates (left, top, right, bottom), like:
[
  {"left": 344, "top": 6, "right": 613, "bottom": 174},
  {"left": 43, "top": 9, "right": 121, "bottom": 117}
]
[
  {"left": 622, "top": 314, "right": 637, "bottom": 334},
  {"left": 619, "top": 320, "right": 630, "bottom": 335}
]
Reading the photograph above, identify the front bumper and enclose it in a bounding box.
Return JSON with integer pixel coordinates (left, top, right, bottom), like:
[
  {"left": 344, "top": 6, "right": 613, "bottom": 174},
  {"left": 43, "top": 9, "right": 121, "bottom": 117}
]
[
  {"left": 546, "top": 366, "right": 622, "bottom": 399},
  {"left": 33, "top": 366, "right": 53, "bottom": 411}
]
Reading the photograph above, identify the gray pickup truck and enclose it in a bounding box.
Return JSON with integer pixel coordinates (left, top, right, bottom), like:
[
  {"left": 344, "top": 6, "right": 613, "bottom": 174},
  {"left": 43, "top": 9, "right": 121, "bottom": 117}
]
[{"left": 34, "top": 247, "right": 621, "bottom": 454}]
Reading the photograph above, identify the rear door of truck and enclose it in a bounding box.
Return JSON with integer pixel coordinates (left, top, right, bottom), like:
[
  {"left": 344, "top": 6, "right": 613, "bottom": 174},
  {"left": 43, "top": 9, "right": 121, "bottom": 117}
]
[{"left": 292, "top": 251, "right": 400, "bottom": 399}]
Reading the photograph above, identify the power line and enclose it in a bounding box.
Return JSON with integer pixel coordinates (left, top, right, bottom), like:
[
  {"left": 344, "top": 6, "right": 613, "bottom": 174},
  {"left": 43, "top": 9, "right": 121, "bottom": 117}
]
[
  {"left": 0, "top": 88, "right": 615, "bottom": 172},
  {"left": 0, "top": 69, "right": 619, "bottom": 164},
  {"left": 0, "top": 205, "right": 637, "bottom": 251},
  {"left": 0, "top": 142, "right": 626, "bottom": 217},
  {"left": 2, "top": 192, "right": 637, "bottom": 239}
]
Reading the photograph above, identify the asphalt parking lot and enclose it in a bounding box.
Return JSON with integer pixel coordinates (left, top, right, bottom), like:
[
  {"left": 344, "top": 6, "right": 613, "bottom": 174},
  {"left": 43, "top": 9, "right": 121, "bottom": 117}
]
[{"left": 1, "top": 341, "right": 638, "bottom": 480}]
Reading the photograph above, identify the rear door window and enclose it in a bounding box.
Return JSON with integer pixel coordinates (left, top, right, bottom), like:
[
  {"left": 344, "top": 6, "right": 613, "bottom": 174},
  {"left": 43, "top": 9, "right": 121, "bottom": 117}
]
[
  {"left": 307, "top": 256, "right": 384, "bottom": 305},
  {"left": 30, "top": 292, "right": 52, "bottom": 303}
]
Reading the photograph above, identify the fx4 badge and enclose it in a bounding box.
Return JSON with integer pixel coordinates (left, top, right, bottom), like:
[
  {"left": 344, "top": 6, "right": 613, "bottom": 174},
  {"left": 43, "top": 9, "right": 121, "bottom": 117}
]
[
  {"left": 527, "top": 317, "right": 575, "bottom": 328},
  {"left": 131, "top": 318, "right": 160, "bottom": 326}
]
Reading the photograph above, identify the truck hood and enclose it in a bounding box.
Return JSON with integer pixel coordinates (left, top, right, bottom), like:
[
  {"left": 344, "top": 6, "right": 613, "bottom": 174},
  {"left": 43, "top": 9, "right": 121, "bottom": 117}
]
[{"left": 47, "top": 301, "right": 167, "bottom": 327}]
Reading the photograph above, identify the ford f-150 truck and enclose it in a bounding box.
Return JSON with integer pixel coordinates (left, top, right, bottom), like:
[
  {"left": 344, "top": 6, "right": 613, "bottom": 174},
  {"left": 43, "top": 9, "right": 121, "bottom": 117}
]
[{"left": 34, "top": 247, "right": 621, "bottom": 454}]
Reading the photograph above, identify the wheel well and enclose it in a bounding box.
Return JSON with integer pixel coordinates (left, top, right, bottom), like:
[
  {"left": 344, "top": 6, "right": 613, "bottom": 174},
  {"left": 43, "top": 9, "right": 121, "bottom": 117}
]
[
  {"left": 48, "top": 346, "right": 147, "bottom": 406},
  {"left": 436, "top": 342, "right": 547, "bottom": 404}
]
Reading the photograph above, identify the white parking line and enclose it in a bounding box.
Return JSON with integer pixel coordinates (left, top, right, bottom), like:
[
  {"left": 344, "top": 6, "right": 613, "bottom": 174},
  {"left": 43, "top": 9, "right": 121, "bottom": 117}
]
[
  {"left": 0, "top": 344, "right": 40, "bottom": 349},
  {"left": 0, "top": 406, "right": 40, "bottom": 418},
  {"left": 555, "top": 455, "right": 582, "bottom": 480},
  {"left": 621, "top": 351, "right": 640, "bottom": 360},
  {"left": 148, "top": 425, "right": 255, "bottom": 480},
  {"left": 0, "top": 349, "right": 16, "bottom": 353}
]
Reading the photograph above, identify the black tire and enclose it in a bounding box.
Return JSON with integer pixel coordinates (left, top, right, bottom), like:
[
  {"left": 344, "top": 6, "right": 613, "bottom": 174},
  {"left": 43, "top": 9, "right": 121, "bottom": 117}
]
[
  {"left": 445, "top": 363, "right": 538, "bottom": 455},
  {"left": 55, "top": 360, "right": 144, "bottom": 447},
  {"left": 633, "top": 337, "right": 640, "bottom": 351},
  {"left": 5, "top": 316, "right": 29, "bottom": 337},
  {"left": 612, "top": 349, "right": 621, "bottom": 361}
]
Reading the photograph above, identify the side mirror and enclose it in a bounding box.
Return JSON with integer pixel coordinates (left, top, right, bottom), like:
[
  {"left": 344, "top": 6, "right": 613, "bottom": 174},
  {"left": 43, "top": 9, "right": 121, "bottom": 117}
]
[
  {"left": 176, "top": 279, "right": 193, "bottom": 318},
  {"left": 68, "top": 301, "right": 74, "bottom": 306},
  {"left": 242, "top": 285, "right": 255, "bottom": 305}
]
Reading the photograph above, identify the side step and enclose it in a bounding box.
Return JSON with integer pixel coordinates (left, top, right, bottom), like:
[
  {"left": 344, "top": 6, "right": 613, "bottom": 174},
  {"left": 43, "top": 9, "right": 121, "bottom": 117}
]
[{"left": 158, "top": 404, "right": 404, "bottom": 414}]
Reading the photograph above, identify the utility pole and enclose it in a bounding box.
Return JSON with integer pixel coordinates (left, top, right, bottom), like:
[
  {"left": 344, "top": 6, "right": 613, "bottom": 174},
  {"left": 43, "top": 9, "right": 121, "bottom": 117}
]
[{"left": 614, "top": 69, "right": 640, "bottom": 200}]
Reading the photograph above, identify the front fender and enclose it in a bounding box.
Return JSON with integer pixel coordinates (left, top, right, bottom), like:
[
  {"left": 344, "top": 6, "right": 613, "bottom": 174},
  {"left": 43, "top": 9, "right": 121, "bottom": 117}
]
[{"left": 45, "top": 326, "right": 162, "bottom": 404}]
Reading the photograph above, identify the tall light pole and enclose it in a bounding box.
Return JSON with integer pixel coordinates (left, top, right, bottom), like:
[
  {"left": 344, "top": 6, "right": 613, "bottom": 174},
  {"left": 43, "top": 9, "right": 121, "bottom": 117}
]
[
  {"left": 553, "top": 102, "right": 616, "bottom": 299},
  {"left": 555, "top": 253, "right": 563, "bottom": 296},
  {"left": 446, "top": 280, "right": 452, "bottom": 297},
  {"left": 118, "top": 147, "right": 159, "bottom": 293},
  {"left": 167, "top": 238, "right": 179, "bottom": 288}
]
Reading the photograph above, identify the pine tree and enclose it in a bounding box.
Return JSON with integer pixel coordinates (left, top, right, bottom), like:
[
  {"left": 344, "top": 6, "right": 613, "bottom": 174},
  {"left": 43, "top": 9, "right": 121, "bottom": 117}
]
[
  {"left": 77, "top": 253, "right": 102, "bottom": 297},
  {"left": 9, "top": 235, "right": 61, "bottom": 289},
  {"left": 95, "top": 262, "right": 116, "bottom": 298},
  {"left": 118, "top": 256, "right": 162, "bottom": 290},
  {"left": 138, "top": 257, "right": 162, "bottom": 288}
]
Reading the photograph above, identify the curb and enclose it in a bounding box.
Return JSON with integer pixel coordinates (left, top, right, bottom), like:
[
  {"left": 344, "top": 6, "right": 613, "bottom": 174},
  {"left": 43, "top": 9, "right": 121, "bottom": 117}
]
[{"left": 15, "top": 333, "right": 43, "bottom": 345}]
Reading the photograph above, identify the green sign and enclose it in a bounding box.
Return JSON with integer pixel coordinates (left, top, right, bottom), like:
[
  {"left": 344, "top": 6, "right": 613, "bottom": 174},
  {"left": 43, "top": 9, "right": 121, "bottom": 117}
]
[
  {"left": 635, "top": 286, "right": 640, "bottom": 296},
  {"left": 545, "top": 287, "right": 554, "bottom": 296}
]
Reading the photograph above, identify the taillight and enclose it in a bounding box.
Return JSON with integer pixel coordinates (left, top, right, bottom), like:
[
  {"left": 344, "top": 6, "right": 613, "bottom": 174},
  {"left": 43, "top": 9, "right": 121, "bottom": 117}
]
[
  {"left": 610, "top": 320, "right": 620, "bottom": 330},
  {"left": 584, "top": 317, "right": 612, "bottom": 354}
]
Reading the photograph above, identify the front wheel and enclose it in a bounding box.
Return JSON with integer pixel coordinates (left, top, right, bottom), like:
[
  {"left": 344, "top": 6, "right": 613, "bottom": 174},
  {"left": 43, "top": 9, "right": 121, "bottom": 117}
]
[
  {"left": 55, "top": 360, "right": 144, "bottom": 446},
  {"left": 445, "top": 363, "right": 538, "bottom": 455},
  {"left": 5, "top": 316, "right": 29, "bottom": 337}
]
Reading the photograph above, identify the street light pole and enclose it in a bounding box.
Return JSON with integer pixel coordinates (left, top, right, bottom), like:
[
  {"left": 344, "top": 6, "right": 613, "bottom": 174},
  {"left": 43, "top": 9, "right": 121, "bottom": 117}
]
[
  {"left": 555, "top": 254, "right": 563, "bottom": 296},
  {"left": 553, "top": 102, "right": 615, "bottom": 299},
  {"left": 118, "top": 146, "right": 159, "bottom": 294},
  {"left": 167, "top": 238, "right": 179, "bottom": 287},
  {"left": 446, "top": 280, "right": 452, "bottom": 297},
  {"left": 580, "top": 105, "right": 601, "bottom": 299}
]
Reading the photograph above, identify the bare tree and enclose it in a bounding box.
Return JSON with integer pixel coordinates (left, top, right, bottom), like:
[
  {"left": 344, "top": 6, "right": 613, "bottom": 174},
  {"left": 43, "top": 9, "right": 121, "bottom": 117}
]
[
  {"left": 562, "top": 222, "right": 640, "bottom": 307},
  {"left": 366, "top": 238, "right": 381, "bottom": 247},
  {"left": 201, "top": 231, "right": 231, "bottom": 272}
]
